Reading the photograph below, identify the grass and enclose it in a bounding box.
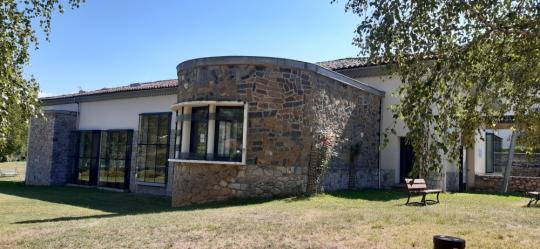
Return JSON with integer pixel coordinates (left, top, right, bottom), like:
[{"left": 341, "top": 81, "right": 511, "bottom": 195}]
[{"left": 0, "top": 162, "right": 539, "bottom": 248}]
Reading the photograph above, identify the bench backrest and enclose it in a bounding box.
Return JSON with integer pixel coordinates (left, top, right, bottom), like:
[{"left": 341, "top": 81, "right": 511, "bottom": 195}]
[{"left": 405, "top": 178, "right": 427, "bottom": 191}]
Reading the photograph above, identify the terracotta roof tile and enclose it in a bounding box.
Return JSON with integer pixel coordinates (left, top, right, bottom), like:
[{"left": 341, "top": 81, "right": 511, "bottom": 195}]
[
  {"left": 42, "top": 57, "right": 382, "bottom": 101},
  {"left": 41, "top": 79, "right": 178, "bottom": 100},
  {"left": 316, "top": 57, "right": 374, "bottom": 70}
]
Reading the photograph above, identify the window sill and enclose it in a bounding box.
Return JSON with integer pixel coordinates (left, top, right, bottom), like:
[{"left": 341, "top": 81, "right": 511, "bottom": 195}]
[
  {"left": 168, "top": 158, "right": 245, "bottom": 165},
  {"left": 136, "top": 181, "right": 166, "bottom": 187}
]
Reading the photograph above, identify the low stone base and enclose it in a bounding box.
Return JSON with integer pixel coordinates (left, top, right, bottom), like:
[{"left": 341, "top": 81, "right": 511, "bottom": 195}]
[
  {"left": 172, "top": 162, "right": 240, "bottom": 207},
  {"left": 475, "top": 174, "right": 540, "bottom": 192}
]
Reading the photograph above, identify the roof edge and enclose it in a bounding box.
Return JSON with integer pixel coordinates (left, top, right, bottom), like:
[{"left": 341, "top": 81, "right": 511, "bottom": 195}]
[
  {"left": 41, "top": 86, "right": 178, "bottom": 106},
  {"left": 176, "top": 56, "right": 385, "bottom": 96}
]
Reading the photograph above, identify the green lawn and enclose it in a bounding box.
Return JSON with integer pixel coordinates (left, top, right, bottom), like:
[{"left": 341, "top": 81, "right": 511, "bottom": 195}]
[{"left": 0, "top": 162, "right": 539, "bottom": 249}]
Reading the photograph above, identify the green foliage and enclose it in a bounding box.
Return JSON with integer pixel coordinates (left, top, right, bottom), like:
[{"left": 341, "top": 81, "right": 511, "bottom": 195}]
[
  {"left": 0, "top": 0, "right": 83, "bottom": 151},
  {"left": 339, "top": 0, "right": 540, "bottom": 176},
  {"left": 0, "top": 104, "right": 28, "bottom": 161}
]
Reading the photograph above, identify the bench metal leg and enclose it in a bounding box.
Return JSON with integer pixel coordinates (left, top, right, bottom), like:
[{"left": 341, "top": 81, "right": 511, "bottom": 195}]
[
  {"left": 526, "top": 195, "right": 539, "bottom": 207},
  {"left": 421, "top": 194, "right": 427, "bottom": 206},
  {"left": 435, "top": 192, "right": 440, "bottom": 204},
  {"left": 406, "top": 193, "right": 411, "bottom": 205}
]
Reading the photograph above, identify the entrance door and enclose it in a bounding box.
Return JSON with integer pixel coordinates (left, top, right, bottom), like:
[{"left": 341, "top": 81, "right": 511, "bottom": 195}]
[
  {"left": 399, "top": 137, "right": 415, "bottom": 183},
  {"left": 98, "top": 130, "right": 133, "bottom": 189},
  {"left": 75, "top": 131, "right": 101, "bottom": 185}
]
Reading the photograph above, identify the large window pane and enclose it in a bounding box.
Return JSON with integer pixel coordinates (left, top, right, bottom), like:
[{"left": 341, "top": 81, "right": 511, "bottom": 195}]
[
  {"left": 190, "top": 107, "right": 208, "bottom": 159},
  {"left": 148, "top": 115, "right": 158, "bottom": 145},
  {"left": 98, "top": 130, "right": 132, "bottom": 188},
  {"left": 137, "top": 113, "right": 171, "bottom": 183},
  {"left": 137, "top": 145, "right": 147, "bottom": 181},
  {"left": 214, "top": 107, "right": 243, "bottom": 162},
  {"left": 75, "top": 131, "right": 101, "bottom": 185},
  {"left": 158, "top": 114, "right": 169, "bottom": 145}
]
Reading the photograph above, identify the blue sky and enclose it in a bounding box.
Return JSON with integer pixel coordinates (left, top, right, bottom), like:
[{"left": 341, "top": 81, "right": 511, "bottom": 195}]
[{"left": 27, "top": 0, "right": 361, "bottom": 96}]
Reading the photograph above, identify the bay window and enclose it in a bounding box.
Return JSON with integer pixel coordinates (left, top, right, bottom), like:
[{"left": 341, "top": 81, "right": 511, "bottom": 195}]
[{"left": 171, "top": 101, "right": 247, "bottom": 164}]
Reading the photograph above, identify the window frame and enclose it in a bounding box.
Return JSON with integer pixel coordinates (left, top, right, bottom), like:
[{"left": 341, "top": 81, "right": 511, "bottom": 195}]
[
  {"left": 136, "top": 112, "right": 172, "bottom": 185},
  {"left": 213, "top": 106, "right": 244, "bottom": 162},
  {"left": 170, "top": 101, "right": 248, "bottom": 165}
]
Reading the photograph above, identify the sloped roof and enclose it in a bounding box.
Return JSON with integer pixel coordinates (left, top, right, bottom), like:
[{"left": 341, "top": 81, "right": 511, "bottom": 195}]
[
  {"left": 41, "top": 79, "right": 178, "bottom": 101},
  {"left": 316, "top": 57, "right": 374, "bottom": 70},
  {"left": 41, "top": 57, "right": 382, "bottom": 104}
]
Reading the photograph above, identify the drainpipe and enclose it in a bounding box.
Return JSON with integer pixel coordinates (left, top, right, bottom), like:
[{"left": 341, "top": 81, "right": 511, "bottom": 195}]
[
  {"left": 377, "top": 97, "right": 383, "bottom": 189},
  {"left": 76, "top": 101, "right": 80, "bottom": 130}
]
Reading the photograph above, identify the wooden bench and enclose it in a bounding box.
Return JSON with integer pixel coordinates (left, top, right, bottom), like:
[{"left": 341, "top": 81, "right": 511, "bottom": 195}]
[
  {"left": 405, "top": 178, "right": 441, "bottom": 205},
  {"left": 526, "top": 191, "right": 539, "bottom": 207},
  {"left": 0, "top": 168, "right": 18, "bottom": 177}
]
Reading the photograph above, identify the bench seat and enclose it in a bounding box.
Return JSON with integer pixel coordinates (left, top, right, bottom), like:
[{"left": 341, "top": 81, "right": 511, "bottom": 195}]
[{"left": 405, "top": 178, "right": 441, "bottom": 206}]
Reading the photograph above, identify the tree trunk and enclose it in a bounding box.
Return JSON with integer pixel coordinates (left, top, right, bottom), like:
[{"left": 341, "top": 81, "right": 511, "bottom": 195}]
[{"left": 501, "top": 131, "right": 518, "bottom": 193}]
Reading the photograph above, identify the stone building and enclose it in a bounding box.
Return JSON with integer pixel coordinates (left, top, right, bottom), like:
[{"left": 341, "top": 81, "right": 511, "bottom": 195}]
[
  {"left": 27, "top": 56, "right": 383, "bottom": 206},
  {"left": 28, "top": 55, "right": 486, "bottom": 207}
]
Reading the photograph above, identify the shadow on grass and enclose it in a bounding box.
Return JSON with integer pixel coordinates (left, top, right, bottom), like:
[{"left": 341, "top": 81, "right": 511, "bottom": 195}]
[
  {"left": 0, "top": 181, "right": 276, "bottom": 224},
  {"left": 465, "top": 191, "right": 527, "bottom": 198},
  {"left": 327, "top": 189, "right": 408, "bottom": 202}
]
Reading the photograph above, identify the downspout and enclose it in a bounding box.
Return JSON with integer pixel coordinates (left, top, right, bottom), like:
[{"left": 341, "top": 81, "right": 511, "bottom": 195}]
[
  {"left": 377, "top": 97, "right": 383, "bottom": 189},
  {"left": 76, "top": 101, "right": 80, "bottom": 130}
]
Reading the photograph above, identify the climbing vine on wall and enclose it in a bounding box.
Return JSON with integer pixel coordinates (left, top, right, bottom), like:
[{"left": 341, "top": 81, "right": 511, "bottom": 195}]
[{"left": 306, "top": 127, "right": 338, "bottom": 195}]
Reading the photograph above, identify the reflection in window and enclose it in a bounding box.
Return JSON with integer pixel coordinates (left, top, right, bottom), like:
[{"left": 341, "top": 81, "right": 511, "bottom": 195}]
[
  {"left": 137, "top": 113, "right": 171, "bottom": 184},
  {"left": 99, "top": 130, "right": 132, "bottom": 189},
  {"left": 214, "top": 107, "right": 243, "bottom": 162},
  {"left": 173, "top": 103, "right": 245, "bottom": 163},
  {"left": 75, "top": 131, "right": 101, "bottom": 185},
  {"left": 189, "top": 107, "right": 208, "bottom": 159}
]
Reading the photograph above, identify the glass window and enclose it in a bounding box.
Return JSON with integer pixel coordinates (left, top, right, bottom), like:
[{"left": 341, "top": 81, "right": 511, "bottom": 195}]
[
  {"left": 214, "top": 107, "right": 243, "bottom": 162},
  {"left": 75, "top": 131, "right": 101, "bottom": 185},
  {"left": 98, "top": 130, "right": 132, "bottom": 189},
  {"left": 189, "top": 107, "right": 209, "bottom": 159},
  {"left": 137, "top": 113, "right": 171, "bottom": 184}
]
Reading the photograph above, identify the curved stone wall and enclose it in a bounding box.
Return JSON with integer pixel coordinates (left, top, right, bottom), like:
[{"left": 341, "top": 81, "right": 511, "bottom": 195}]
[{"left": 172, "top": 56, "right": 383, "bottom": 206}]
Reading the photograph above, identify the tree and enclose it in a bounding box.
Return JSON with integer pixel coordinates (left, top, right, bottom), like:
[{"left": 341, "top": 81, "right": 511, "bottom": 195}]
[
  {"left": 337, "top": 0, "right": 540, "bottom": 178},
  {"left": 0, "top": 0, "right": 83, "bottom": 153}
]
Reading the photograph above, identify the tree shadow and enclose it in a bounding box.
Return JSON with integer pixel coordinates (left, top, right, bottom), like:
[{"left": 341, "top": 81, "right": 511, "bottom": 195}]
[
  {"left": 326, "top": 189, "right": 408, "bottom": 202},
  {"left": 465, "top": 191, "right": 527, "bottom": 198},
  {"left": 0, "top": 181, "right": 276, "bottom": 224}
]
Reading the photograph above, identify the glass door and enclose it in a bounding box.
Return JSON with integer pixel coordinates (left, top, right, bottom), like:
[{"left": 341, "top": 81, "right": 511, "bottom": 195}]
[
  {"left": 75, "top": 131, "right": 101, "bottom": 185},
  {"left": 98, "top": 130, "right": 133, "bottom": 189}
]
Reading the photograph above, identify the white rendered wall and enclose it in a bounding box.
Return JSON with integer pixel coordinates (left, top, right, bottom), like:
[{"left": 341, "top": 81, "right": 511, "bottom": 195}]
[
  {"left": 354, "top": 75, "right": 407, "bottom": 184},
  {"left": 78, "top": 95, "right": 177, "bottom": 130},
  {"left": 474, "top": 131, "right": 487, "bottom": 174},
  {"left": 43, "top": 95, "right": 178, "bottom": 130},
  {"left": 354, "top": 75, "right": 460, "bottom": 186}
]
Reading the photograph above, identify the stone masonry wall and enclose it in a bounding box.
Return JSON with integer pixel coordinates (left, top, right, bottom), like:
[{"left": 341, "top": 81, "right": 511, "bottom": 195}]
[
  {"left": 173, "top": 163, "right": 240, "bottom": 206},
  {"left": 475, "top": 175, "right": 540, "bottom": 192},
  {"left": 26, "top": 111, "right": 77, "bottom": 185},
  {"left": 494, "top": 153, "right": 540, "bottom": 177},
  {"left": 50, "top": 111, "right": 78, "bottom": 185},
  {"left": 304, "top": 73, "right": 381, "bottom": 191},
  {"left": 172, "top": 61, "right": 381, "bottom": 206},
  {"left": 26, "top": 113, "right": 55, "bottom": 185}
]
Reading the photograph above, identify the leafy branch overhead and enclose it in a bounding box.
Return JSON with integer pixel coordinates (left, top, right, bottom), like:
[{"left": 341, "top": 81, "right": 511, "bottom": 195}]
[
  {"left": 338, "top": 0, "right": 539, "bottom": 175},
  {"left": 0, "top": 0, "right": 83, "bottom": 152}
]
